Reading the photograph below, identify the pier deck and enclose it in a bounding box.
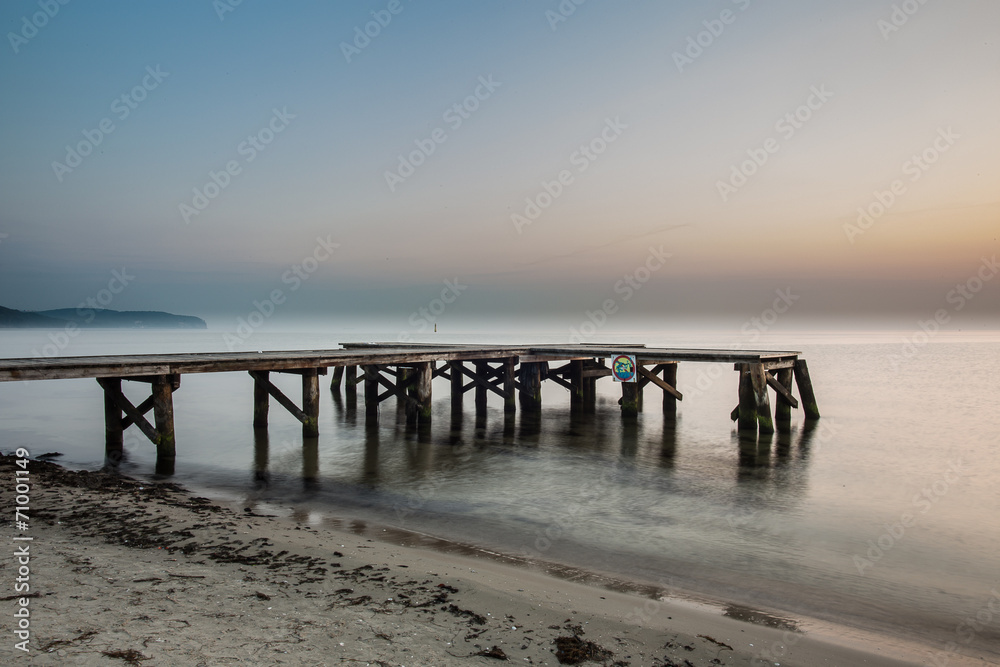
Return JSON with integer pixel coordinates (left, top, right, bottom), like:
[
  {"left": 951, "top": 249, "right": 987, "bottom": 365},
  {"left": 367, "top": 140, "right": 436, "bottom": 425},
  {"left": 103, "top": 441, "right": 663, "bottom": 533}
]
[{"left": 0, "top": 343, "right": 819, "bottom": 474}]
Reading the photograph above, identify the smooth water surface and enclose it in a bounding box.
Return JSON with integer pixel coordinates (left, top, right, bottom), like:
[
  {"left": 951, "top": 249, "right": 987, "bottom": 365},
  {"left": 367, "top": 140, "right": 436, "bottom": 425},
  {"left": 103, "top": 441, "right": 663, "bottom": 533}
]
[{"left": 1, "top": 326, "right": 998, "bottom": 661}]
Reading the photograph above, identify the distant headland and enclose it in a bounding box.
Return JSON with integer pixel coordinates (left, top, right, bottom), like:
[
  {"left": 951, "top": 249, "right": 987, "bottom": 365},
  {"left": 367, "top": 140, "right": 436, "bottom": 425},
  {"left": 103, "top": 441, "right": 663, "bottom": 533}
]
[{"left": 0, "top": 305, "right": 207, "bottom": 329}]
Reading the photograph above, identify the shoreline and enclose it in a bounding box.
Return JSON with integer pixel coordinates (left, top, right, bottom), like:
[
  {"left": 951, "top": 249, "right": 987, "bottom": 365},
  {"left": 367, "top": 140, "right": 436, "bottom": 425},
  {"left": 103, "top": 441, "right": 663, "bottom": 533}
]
[{"left": 0, "top": 455, "right": 971, "bottom": 666}]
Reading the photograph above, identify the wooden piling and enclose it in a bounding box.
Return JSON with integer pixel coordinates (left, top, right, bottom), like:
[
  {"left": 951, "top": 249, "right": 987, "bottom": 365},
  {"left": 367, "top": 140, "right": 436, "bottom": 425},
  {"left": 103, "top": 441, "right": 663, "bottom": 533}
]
[
  {"left": 330, "top": 366, "right": 344, "bottom": 391},
  {"left": 749, "top": 363, "right": 774, "bottom": 434},
  {"left": 344, "top": 365, "right": 357, "bottom": 403},
  {"left": 793, "top": 359, "right": 820, "bottom": 420},
  {"left": 152, "top": 376, "right": 176, "bottom": 470},
  {"left": 774, "top": 367, "right": 794, "bottom": 431},
  {"left": 503, "top": 357, "right": 517, "bottom": 413},
  {"left": 569, "top": 359, "right": 584, "bottom": 413},
  {"left": 519, "top": 362, "right": 543, "bottom": 412},
  {"left": 253, "top": 370, "right": 270, "bottom": 427},
  {"left": 302, "top": 368, "right": 320, "bottom": 437},
  {"left": 411, "top": 361, "right": 432, "bottom": 423},
  {"left": 474, "top": 361, "right": 488, "bottom": 414},
  {"left": 450, "top": 361, "right": 464, "bottom": 412},
  {"left": 620, "top": 381, "right": 639, "bottom": 418},
  {"left": 662, "top": 363, "right": 678, "bottom": 421},
  {"left": 364, "top": 365, "right": 379, "bottom": 420},
  {"left": 103, "top": 378, "right": 124, "bottom": 467},
  {"left": 737, "top": 369, "right": 757, "bottom": 432}
]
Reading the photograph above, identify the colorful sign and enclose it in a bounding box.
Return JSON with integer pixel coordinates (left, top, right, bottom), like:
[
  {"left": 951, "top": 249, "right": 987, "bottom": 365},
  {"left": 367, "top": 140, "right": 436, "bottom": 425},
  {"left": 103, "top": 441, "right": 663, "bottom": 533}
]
[{"left": 611, "top": 354, "right": 637, "bottom": 383}]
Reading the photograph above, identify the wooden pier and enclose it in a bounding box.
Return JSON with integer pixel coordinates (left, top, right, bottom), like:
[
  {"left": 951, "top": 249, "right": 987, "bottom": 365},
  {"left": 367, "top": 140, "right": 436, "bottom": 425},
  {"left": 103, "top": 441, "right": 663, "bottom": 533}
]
[{"left": 0, "top": 343, "right": 819, "bottom": 474}]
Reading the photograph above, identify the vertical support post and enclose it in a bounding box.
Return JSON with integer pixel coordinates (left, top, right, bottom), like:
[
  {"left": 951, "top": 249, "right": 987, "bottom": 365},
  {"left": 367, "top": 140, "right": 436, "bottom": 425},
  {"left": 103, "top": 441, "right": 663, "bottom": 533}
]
[
  {"left": 364, "top": 365, "right": 379, "bottom": 421},
  {"left": 737, "top": 368, "right": 757, "bottom": 432},
  {"left": 302, "top": 368, "right": 320, "bottom": 437},
  {"left": 774, "top": 368, "right": 794, "bottom": 432},
  {"left": 570, "top": 360, "right": 584, "bottom": 413},
  {"left": 621, "top": 381, "right": 639, "bottom": 418},
  {"left": 635, "top": 365, "right": 644, "bottom": 412},
  {"left": 519, "top": 362, "right": 543, "bottom": 412},
  {"left": 582, "top": 361, "right": 597, "bottom": 414},
  {"left": 749, "top": 363, "right": 774, "bottom": 434},
  {"left": 103, "top": 378, "right": 124, "bottom": 467},
  {"left": 662, "top": 363, "right": 678, "bottom": 421},
  {"left": 253, "top": 370, "right": 270, "bottom": 428},
  {"left": 397, "top": 367, "right": 411, "bottom": 419},
  {"left": 504, "top": 357, "right": 517, "bottom": 413},
  {"left": 344, "top": 365, "right": 357, "bottom": 404},
  {"left": 302, "top": 436, "right": 319, "bottom": 490},
  {"left": 330, "top": 366, "right": 344, "bottom": 392},
  {"left": 450, "top": 361, "right": 464, "bottom": 412},
  {"left": 252, "top": 428, "right": 269, "bottom": 484},
  {"left": 474, "top": 361, "right": 488, "bottom": 414},
  {"left": 412, "top": 361, "right": 432, "bottom": 423},
  {"left": 793, "top": 359, "right": 820, "bottom": 420},
  {"left": 152, "top": 376, "right": 176, "bottom": 474}
]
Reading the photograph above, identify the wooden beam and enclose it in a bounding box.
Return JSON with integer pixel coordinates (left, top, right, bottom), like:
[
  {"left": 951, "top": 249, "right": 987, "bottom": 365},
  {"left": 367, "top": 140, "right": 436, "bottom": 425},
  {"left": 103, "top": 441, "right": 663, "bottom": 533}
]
[
  {"left": 638, "top": 365, "right": 683, "bottom": 401},
  {"left": 546, "top": 373, "right": 574, "bottom": 392},
  {"left": 120, "top": 394, "right": 155, "bottom": 430},
  {"left": 97, "top": 378, "right": 159, "bottom": 445},
  {"left": 767, "top": 370, "right": 798, "bottom": 409},
  {"left": 330, "top": 365, "right": 344, "bottom": 391},
  {"left": 474, "top": 362, "right": 488, "bottom": 413},
  {"left": 411, "top": 361, "right": 432, "bottom": 423},
  {"left": 569, "top": 359, "right": 584, "bottom": 412},
  {"left": 248, "top": 371, "right": 308, "bottom": 424}
]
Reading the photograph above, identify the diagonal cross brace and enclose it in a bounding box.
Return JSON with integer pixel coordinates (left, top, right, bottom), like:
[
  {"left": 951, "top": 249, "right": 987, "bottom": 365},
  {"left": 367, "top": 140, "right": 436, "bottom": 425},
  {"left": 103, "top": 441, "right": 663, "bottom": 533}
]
[{"left": 97, "top": 378, "right": 160, "bottom": 445}]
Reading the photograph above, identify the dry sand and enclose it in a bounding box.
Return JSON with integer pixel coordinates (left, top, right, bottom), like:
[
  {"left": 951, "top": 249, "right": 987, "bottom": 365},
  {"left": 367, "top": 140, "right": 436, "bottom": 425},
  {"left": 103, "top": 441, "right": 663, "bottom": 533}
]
[{"left": 0, "top": 455, "right": 956, "bottom": 666}]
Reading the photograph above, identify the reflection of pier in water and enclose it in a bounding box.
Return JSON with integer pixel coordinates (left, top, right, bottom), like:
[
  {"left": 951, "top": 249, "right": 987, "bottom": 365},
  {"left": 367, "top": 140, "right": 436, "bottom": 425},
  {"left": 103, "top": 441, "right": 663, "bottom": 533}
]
[{"left": 0, "top": 342, "right": 819, "bottom": 474}]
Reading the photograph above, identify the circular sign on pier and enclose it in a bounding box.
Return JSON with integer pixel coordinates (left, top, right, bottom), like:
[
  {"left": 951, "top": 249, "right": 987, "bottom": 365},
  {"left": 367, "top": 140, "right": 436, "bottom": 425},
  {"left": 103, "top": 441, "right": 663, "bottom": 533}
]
[{"left": 612, "top": 354, "right": 637, "bottom": 382}]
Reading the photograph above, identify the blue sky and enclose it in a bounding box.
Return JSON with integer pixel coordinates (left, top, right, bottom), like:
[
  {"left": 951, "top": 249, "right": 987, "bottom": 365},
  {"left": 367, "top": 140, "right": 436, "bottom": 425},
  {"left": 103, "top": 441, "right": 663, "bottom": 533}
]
[{"left": 1, "top": 0, "right": 998, "bottom": 327}]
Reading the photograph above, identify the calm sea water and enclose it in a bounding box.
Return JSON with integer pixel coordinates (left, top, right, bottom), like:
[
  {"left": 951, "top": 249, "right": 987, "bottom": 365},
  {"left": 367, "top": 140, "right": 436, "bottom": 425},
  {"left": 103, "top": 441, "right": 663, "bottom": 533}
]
[{"left": 2, "top": 325, "right": 998, "bottom": 662}]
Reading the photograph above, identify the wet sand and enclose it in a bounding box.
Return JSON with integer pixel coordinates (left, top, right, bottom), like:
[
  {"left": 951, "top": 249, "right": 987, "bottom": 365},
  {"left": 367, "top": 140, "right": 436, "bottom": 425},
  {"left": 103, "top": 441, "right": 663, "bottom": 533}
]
[{"left": 0, "top": 455, "right": 946, "bottom": 666}]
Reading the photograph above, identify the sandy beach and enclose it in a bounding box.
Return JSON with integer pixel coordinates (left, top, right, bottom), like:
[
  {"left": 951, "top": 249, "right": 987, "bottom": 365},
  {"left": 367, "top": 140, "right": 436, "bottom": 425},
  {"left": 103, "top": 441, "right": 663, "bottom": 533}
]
[{"left": 0, "top": 454, "right": 955, "bottom": 666}]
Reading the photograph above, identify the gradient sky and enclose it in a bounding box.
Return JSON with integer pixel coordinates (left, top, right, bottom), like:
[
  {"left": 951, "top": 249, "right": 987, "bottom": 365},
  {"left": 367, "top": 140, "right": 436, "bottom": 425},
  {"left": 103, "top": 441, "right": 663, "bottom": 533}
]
[{"left": 1, "top": 0, "right": 997, "bottom": 328}]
